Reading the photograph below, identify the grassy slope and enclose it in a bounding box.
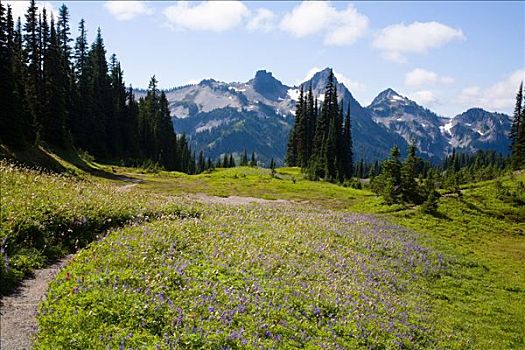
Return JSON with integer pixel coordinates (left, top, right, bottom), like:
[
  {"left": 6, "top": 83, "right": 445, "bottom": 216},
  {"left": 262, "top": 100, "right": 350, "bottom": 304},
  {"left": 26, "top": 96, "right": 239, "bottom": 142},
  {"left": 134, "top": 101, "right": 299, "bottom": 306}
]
[
  {"left": 0, "top": 159, "right": 200, "bottom": 294},
  {"left": 37, "top": 205, "right": 446, "bottom": 349},
  {"left": 2, "top": 148, "right": 523, "bottom": 348},
  {"left": 104, "top": 165, "right": 525, "bottom": 348}
]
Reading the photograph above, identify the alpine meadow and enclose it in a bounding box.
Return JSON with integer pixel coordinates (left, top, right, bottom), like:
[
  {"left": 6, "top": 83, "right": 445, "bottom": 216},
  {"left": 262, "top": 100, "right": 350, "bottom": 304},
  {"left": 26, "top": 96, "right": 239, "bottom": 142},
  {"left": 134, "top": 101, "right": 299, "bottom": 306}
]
[{"left": 1, "top": 1, "right": 524, "bottom": 349}]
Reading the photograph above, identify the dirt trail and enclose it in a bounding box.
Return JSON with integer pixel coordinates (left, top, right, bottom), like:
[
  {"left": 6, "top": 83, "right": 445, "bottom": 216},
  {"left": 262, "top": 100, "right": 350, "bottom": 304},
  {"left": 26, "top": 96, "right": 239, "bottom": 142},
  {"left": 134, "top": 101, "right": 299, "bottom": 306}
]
[
  {"left": 185, "top": 193, "right": 291, "bottom": 205},
  {"left": 0, "top": 257, "right": 70, "bottom": 350},
  {"left": 115, "top": 176, "right": 143, "bottom": 192}
]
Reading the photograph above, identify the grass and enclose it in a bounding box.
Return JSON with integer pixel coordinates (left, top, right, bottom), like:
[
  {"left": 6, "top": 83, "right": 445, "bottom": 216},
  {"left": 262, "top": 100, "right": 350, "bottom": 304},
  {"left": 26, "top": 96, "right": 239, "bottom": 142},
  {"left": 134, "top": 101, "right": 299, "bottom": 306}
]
[
  {"left": 107, "top": 166, "right": 376, "bottom": 210},
  {"left": 36, "top": 205, "right": 447, "bottom": 349},
  {"left": 101, "top": 165, "right": 525, "bottom": 348},
  {"left": 375, "top": 176, "right": 525, "bottom": 349},
  {"left": 0, "top": 160, "right": 200, "bottom": 294},
  {"left": 2, "top": 150, "right": 524, "bottom": 348}
]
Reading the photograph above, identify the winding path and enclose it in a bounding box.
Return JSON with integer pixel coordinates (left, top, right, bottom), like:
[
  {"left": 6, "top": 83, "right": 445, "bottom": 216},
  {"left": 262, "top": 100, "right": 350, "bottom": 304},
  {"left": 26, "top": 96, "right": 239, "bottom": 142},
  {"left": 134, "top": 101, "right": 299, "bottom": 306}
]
[{"left": 0, "top": 258, "right": 69, "bottom": 350}]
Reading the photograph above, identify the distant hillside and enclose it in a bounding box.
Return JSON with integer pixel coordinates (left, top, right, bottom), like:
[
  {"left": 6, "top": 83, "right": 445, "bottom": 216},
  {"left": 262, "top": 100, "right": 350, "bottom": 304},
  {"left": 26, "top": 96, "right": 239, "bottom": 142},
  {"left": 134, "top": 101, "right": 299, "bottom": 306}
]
[{"left": 144, "top": 68, "right": 510, "bottom": 165}]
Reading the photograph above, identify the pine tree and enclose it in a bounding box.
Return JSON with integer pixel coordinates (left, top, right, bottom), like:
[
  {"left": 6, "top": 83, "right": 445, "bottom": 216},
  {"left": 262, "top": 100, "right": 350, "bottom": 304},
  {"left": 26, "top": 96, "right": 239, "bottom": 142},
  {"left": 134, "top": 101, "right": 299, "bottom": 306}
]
[
  {"left": 56, "top": 4, "right": 72, "bottom": 60},
  {"left": 56, "top": 4, "right": 73, "bottom": 135},
  {"left": 41, "top": 17, "right": 67, "bottom": 146},
  {"left": 229, "top": 154, "right": 235, "bottom": 168},
  {"left": 250, "top": 151, "right": 257, "bottom": 167},
  {"left": 510, "top": 82, "right": 524, "bottom": 169},
  {"left": 380, "top": 146, "right": 403, "bottom": 204},
  {"left": 342, "top": 102, "right": 353, "bottom": 179},
  {"left": 401, "top": 143, "right": 422, "bottom": 203},
  {"left": 108, "top": 55, "right": 126, "bottom": 157},
  {"left": 310, "top": 70, "right": 338, "bottom": 179},
  {"left": 0, "top": 3, "right": 26, "bottom": 146},
  {"left": 305, "top": 85, "right": 316, "bottom": 161},
  {"left": 197, "top": 150, "right": 205, "bottom": 173},
  {"left": 71, "top": 18, "right": 89, "bottom": 149},
  {"left": 295, "top": 86, "right": 308, "bottom": 167},
  {"left": 222, "top": 153, "right": 229, "bottom": 168},
  {"left": 241, "top": 148, "right": 248, "bottom": 166},
  {"left": 85, "top": 28, "right": 111, "bottom": 157},
  {"left": 23, "top": 0, "right": 41, "bottom": 143}
]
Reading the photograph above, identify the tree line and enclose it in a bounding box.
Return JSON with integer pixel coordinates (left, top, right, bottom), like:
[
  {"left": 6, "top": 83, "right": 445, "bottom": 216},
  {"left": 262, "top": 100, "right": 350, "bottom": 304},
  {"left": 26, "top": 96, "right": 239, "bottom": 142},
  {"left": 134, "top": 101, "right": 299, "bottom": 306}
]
[
  {"left": 510, "top": 81, "right": 525, "bottom": 170},
  {"left": 285, "top": 72, "right": 522, "bottom": 211},
  {"left": 286, "top": 69, "right": 353, "bottom": 183},
  {"left": 0, "top": 1, "right": 198, "bottom": 173}
]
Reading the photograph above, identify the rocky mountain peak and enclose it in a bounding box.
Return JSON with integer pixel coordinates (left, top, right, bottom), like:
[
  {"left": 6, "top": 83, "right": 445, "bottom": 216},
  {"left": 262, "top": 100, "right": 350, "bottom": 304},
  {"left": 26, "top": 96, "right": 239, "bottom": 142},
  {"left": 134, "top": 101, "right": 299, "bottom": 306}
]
[{"left": 250, "top": 70, "right": 288, "bottom": 100}]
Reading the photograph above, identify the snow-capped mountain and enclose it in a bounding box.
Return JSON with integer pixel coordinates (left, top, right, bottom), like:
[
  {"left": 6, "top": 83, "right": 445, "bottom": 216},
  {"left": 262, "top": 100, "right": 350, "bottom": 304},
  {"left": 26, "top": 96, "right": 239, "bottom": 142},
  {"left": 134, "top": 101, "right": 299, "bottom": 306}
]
[
  {"left": 139, "top": 67, "right": 511, "bottom": 164},
  {"left": 367, "top": 89, "right": 512, "bottom": 160},
  {"left": 442, "top": 108, "right": 511, "bottom": 154},
  {"left": 368, "top": 88, "right": 449, "bottom": 162}
]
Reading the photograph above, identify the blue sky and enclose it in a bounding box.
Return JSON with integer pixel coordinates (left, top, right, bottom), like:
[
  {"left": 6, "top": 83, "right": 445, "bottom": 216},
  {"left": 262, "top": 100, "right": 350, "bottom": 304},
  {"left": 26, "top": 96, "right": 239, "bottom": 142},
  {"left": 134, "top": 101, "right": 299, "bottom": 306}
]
[{"left": 7, "top": 1, "right": 525, "bottom": 117}]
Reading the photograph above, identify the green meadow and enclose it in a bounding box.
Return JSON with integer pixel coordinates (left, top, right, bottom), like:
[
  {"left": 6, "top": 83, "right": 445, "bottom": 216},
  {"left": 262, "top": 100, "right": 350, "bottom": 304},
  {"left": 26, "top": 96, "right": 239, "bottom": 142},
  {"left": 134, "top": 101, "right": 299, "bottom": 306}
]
[{"left": 1, "top": 156, "right": 523, "bottom": 348}]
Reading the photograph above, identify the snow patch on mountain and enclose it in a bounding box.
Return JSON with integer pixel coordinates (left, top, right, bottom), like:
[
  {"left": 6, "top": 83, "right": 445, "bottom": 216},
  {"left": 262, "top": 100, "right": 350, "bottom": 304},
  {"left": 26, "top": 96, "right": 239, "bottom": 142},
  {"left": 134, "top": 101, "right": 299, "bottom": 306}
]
[{"left": 287, "top": 88, "right": 300, "bottom": 101}]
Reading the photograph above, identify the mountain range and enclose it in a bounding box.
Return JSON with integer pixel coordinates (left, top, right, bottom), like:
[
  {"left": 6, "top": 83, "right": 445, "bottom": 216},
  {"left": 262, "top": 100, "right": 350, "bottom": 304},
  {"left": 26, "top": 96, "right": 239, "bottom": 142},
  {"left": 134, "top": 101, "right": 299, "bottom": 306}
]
[{"left": 137, "top": 68, "right": 511, "bottom": 165}]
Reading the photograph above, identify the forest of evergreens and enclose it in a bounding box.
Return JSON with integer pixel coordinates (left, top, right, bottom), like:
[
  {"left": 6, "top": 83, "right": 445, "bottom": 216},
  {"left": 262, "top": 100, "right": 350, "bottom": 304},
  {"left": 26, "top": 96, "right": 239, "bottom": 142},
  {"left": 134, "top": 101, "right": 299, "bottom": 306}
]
[{"left": 0, "top": 0, "right": 200, "bottom": 172}]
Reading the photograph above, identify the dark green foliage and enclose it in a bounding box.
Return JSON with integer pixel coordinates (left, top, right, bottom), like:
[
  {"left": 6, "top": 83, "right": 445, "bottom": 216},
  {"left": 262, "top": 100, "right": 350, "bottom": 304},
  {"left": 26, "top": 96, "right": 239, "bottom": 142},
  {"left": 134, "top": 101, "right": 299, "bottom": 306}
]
[
  {"left": 41, "top": 17, "right": 67, "bottom": 146},
  {"left": 372, "top": 145, "right": 432, "bottom": 206},
  {"left": 420, "top": 188, "right": 439, "bottom": 214},
  {"left": 401, "top": 144, "right": 422, "bottom": 203},
  {"left": 441, "top": 149, "right": 507, "bottom": 186},
  {"left": 0, "top": 4, "right": 26, "bottom": 146},
  {"left": 510, "top": 82, "right": 525, "bottom": 169},
  {"left": 286, "top": 69, "right": 353, "bottom": 183},
  {"left": 342, "top": 103, "right": 353, "bottom": 179},
  {"left": 240, "top": 149, "right": 248, "bottom": 166},
  {"left": 250, "top": 151, "right": 257, "bottom": 167},
  {"left": 0, "top": 4, "right": 201, "bottom": 174},
  {"left": 378, "top": 146, "right": 403, "bottom": 204}
]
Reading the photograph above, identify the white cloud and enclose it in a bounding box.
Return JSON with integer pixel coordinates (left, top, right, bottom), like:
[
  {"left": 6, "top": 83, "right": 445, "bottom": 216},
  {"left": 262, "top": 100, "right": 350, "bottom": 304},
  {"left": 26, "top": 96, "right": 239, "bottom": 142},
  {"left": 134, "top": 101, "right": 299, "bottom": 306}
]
[
  {"left": 298, "top": 67, "right": 365, "bottom": 92},
  {"left": 373, "top": 21, "right": 465, "bottom": 62},
  {"left": 405, "top": 68, "right": 454, "bottom": 87},
  {"left": 164, "top": 1, "right": 249, "bottom": 32},
  {"left": 5, "top": 1, "right": 57, "bottom": 22},
  {"left": 409, "top": 90, "right": 439, "bottom": 106},
  {"left": 456, "top": 69, "right": 525, "bottom": 113},
  {"left": 104, "top": 1, "right": 153, "bottom": 21},
  {"left": 280, "top": 2, "right": 368, "bottom": 46},
  {"left": 247, "top": 8, "right": 276, "bottom": 33}
]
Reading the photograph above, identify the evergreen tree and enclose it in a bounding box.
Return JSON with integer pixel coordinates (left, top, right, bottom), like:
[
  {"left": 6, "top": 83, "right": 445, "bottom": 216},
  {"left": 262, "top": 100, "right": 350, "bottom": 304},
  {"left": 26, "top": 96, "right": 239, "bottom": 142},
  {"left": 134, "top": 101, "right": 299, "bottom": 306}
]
[
  {"left": 229, "top": 154, "right": 235, "bottom": 168},
  {"left": 295, "top": 86, "right": 308, "bottom": 167},
  {"left": 342, "top": 103, "right": 353, "bottom": 179},
  {"left": 310, "top": 70, "right": 338, "bottom": 179},
  {"left": 250, "top": 151, "right": 257, "bottom": 167},
  {"left": 41, "top": 17, "right": 67, "bottom": 146},
  {"left": 23, "top": 0, "right": 41, "bottom": 142},
  {"left": 107, "top": 55, "right": 126, "bottom": 157},
  {"left": 241, "top": 148, "right": 248, "bottom": 166},
  {"left": 0, "top": 3, "right": 26, "bottom": 146},
  {"left": 305, "top": 85, "right": 316, "bottom": 161},
  {"left": 56, "top": 4, "right": 72, "bottom": 60},
  {"left": 222, "top": 153, "right": 229, "bottom": 168},
  {"left": 401, "top": 143, "right": 422, "bottom": 203},
  {"left": 197, "top": 150, "right": 205, "bottom": 173},
  {"left": 85, "top": 27, "right": 111, "bottom": 157},
  {"left": 510, "top": 82, "right": 524, "bottom": 169},
  {"left": 56, "top": 4, "right": 73, "bottom": 134},
  {"left": 375, "top": 146, "right": 403, "bottom": 204},
  {"left": 71, "top": 18, "right": 89, "bottom": 148}
]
